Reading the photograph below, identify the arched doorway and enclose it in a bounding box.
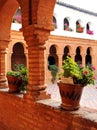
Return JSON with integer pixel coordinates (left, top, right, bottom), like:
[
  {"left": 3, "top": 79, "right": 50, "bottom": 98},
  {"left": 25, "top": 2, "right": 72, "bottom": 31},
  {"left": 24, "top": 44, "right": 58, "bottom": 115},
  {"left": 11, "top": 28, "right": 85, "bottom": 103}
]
[
  {"left": 48, "top": 45, "right": 58, "bottom": 67},
  {"left": 85, "top": 47, "right": 92, "bottom": 65},
  {"left": 11, "top": 42, "right": 26, "bottom": 70},
  {"left": 75, "top": 47, "right": 82, "bottom": 64},
  {"left": 53, "top": 16, "right": 57, "bottom": 29},
  {"left": 62, "top": 46, "right": 70, "bottom": 61}
]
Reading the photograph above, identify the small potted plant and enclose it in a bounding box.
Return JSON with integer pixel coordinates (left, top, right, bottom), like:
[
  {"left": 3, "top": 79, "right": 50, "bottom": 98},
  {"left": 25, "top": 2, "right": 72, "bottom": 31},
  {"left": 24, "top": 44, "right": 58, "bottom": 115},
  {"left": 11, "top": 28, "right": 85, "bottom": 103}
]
[
  {"left": 57, "top": 56, "right": 96, "bottom": 110},
  {"left": 49, "top": 64, "right": 59, "bottom": 83},
  {"left": 6, "top": 64, "right": 28, "bottom": 93},
  {"left": 76, "top": 23, "right": 84, "bottom": 33}
]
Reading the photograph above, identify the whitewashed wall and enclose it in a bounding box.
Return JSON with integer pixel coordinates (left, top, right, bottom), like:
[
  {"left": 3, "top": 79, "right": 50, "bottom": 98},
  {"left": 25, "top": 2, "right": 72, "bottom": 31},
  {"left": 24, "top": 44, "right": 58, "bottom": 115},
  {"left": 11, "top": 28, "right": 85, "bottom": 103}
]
[{"left": 51, "top": 4, "right": 97, "bottom": 40}]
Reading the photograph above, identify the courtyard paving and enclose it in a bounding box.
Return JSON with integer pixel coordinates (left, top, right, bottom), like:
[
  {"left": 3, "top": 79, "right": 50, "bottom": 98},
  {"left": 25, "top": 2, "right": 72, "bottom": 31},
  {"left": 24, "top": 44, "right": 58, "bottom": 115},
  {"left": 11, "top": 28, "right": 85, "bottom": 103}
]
[{"left": 46, "top": 82, "right": 97, "bottom": 110}]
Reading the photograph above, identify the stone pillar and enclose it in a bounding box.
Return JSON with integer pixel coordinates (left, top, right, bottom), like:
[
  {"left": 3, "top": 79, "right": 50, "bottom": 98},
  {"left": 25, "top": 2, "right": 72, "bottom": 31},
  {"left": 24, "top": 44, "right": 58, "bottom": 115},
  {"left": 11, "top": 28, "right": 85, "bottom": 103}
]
[
  {"left": 0, "top": 48, "right": 8, "bottom": 88},
  {"left": 81, "top": 53, "right": 86, "bottom": 67},
  {"left": 26, "top": 43, "right": 50, "bottom": 100},
  {"left": 58, "top": 54, "right": 63, "bottom": 71},
  {"left": 23, "top": 26, "right": 51, "bottom": 100},
  {"left": 71, "top": 54, "right": 75, "bottom": 61},
  {"left": 92, "top": 54, "right": 95, "bottom": 66},
  {"left": 45, "top": 53, "right": 50, "bottom": 84}
]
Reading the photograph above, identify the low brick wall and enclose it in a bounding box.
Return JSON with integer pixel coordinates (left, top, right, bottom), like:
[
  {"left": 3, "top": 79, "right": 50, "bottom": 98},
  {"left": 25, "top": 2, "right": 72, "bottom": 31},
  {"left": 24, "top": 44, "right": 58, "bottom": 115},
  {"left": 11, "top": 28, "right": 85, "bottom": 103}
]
[{"left": 0, "top": 91, "right": 97, "bottom": 130}]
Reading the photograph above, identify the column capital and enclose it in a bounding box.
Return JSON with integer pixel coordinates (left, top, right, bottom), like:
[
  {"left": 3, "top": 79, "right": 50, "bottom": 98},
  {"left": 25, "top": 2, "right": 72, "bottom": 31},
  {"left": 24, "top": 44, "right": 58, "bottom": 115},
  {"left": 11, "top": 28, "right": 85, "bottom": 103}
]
[{"left": 23, "top": 24, "right": 51, "bottom": 45}]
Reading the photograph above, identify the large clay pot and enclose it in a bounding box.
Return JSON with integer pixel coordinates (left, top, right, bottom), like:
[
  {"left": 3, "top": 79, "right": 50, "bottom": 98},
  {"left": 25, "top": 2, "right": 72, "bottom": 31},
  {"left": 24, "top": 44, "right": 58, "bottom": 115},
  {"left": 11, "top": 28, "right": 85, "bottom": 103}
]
[
  {"left": 7, "top": 76, "right": 22, "bottom": 93},
  {"left": 57, "top": 82, "right": 83, "bottom": 110}
]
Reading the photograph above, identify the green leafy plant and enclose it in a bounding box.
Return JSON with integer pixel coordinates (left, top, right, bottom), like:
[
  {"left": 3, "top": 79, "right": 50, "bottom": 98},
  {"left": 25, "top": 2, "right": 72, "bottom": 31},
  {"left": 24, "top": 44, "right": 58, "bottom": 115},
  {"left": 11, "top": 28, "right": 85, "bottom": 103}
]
[
  {"left": 49, "top": 64, "right": 59, "bottom": 83},
  {"left": 58, "top": 56, "right": 96, "bottom": 86},
  {"left": 6, "top": 64, "right": 28, "bottom": 91},
  {"left": 6, "top": 71, "right": 21, "bottom": 77}
]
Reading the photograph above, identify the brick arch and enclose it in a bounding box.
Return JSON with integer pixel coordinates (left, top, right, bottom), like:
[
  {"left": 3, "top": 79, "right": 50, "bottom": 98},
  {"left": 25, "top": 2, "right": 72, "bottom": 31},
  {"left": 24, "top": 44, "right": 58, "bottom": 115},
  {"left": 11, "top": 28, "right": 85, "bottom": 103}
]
[
  {"left": 85, "top": 47, "right": 93, "bottom": 65},
  {"left": 10, "top": 41, "right": 28, "bottom": 55},
  {"left": 50, "top": 44, "right": 59, "bottom": 54},
  {"left": 86, "top": 47, "right": 93, "bottom": 55},
  {"left": 11, "top": 42, "right": 27, "bottom": 69},
  {"left": 75, "top": 46, "right": 83, "bottom": 64},
  {"left": 0, "top": 0, "right": 56, "bottom": 99},
  {"left": 0, "top": 0, "right": 56, "bottom": 45},
  {"left": 0, "top": 0, "right": 20, "bottom": 88},
  {"left": 62, "top": 45, "right": 71, "bottom": 60},
  {"left": 0, "top": 0, "right": 19, "bottom": 42},
  {"left": 75, "top": 46, "right": 83, "bottom": 54},
  {"left": 19, "top": 0, "right": 56, "bottom": 29},
  {"left": 48, "top": 44, "right": 58, "bottom": 66}
]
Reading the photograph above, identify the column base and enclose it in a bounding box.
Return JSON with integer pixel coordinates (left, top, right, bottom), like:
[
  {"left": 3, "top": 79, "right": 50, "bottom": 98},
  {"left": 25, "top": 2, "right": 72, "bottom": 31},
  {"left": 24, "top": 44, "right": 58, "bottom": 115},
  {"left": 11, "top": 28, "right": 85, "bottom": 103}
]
[
  {"left": 24, "top": 84, "right": 51, "bottom": 101},
  {"left": 0, "top": 79, "right": 8, "bottom": 88}
]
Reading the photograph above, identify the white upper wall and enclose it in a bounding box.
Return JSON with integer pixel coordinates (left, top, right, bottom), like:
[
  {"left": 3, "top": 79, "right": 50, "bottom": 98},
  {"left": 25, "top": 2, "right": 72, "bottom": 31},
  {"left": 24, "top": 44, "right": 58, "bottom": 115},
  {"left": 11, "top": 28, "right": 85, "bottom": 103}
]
[
  {"left": 11, "top": 23, "right": 22, "bottom": 31},
  {"left": 51, "top": 3, "right": 97, "bottom": 40},
  {"left": 11, "top": 3, "right": 97, "bottom": 40}
]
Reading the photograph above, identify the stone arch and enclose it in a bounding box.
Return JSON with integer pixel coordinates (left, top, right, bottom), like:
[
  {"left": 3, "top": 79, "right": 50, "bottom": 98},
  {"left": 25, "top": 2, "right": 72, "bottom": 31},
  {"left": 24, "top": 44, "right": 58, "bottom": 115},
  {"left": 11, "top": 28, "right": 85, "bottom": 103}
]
[
  {"left": 63, "top": 17, "right": 73, "bottom": 31},
  {"left": 48, "top": 44, "right": 58, "bottom": 67},
  {"left": 75, "top": 46, "right": 82, "bottom": 64},
  {"left": 0, "top": 1, "right": 19, "bottom": 41},
  {"left": 86, "top": 22, "right": 94, "bottom": 35},
  {"left": 11, "top": 42, "right": 27, "bottom": 70},
  {"left": 0, "top": 0, "right": 20, "bottom": 88},
  {"left": 0, "top": 0, "right": 56, "bottom": 99},
  {"left": 53, "top": 16, "right": 57, "bottom": 29},
  {"left": 76, "top": 19, "right": 84, "bottom": 33},
  {"left": 19, "top": 0, "right": 56, "bottom": 30},
  {"left": 62, "top": 45, "right": 71, "bottom": 61},
  {"left": 85, "top": 47, "right": 92, "bottom": 65},
  {"left": 64, "top": 17, "right": 69, "bottom": 30}
]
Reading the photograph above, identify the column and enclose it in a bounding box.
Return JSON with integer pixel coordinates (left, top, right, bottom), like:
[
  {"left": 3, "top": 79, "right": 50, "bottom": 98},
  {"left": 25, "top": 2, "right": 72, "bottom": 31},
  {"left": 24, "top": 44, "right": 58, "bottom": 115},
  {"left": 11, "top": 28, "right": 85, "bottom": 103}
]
[
  {"left": 0, "top": 48, "right": 8, "bottom": 88},
  {"left": 58, "top": 54, "right": 63, "bottom": 71},
  {"left": 81, "top": 53, "right": 86, "bottom": 67},
  {"left": 71, "top": 54, "right": 75, "bottom": 61},
  {"left": 23, "top": 27, "right": 51, "bottom": 100}
]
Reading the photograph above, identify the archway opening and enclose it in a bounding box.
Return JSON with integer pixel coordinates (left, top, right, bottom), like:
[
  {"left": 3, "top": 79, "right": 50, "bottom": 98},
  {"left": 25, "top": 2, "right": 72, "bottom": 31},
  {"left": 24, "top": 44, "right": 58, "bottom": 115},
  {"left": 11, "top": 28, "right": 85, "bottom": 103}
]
[
  {"left": 48, "top": 45, "right": 58, "bottom": 68},
  {"left": 75, "top": 47, "right": 82, "bottom": 64},
  {"left": 11, "top": 42, "right": 26, "bottom": 70},
  {"left": 85, "top": 47, "right": 91, "bottom": 66},
  {"left": 62, "top": 46, "right": 70, "bottom": 61}
]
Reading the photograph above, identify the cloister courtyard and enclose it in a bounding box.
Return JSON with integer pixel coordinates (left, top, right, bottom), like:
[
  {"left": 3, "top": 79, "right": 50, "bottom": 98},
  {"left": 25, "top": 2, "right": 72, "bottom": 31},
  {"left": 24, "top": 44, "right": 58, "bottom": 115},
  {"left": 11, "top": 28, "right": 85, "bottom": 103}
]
[{"left": 0, "top": 0, "right": 97, "bottom": 129}]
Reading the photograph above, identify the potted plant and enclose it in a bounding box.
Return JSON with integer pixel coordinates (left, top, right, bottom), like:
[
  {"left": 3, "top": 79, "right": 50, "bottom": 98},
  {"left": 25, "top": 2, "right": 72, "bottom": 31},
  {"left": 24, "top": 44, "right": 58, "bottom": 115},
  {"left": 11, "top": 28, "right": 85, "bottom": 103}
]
[
  {"left": 57, "top": 56, "right": 96, "bottom": 110},
  {"left": 49, "top": 64, "right": 59, "bottom": 83},
  {"left": 76, "top": 23, "right": 84, "bottom": 33},
  {"left": 6, "top": 64, "right": 28, "bottom": 93}
]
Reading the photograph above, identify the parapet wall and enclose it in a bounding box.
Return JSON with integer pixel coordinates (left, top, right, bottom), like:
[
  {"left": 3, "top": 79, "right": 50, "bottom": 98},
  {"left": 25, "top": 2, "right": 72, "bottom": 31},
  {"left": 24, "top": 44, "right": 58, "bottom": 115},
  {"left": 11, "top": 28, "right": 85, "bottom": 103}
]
[{"left": 0, "top": 91, "right": 97, "bottom": 130}]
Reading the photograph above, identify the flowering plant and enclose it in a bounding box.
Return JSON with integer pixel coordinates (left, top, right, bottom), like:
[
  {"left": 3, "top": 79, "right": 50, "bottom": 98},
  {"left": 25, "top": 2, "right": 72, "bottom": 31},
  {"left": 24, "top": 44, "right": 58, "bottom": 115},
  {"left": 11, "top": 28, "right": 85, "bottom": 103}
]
[
  {"left": 64, "top": 23, "right": 73, "bottom": 31},
  {"left": 58, "top": 56, "right": 96, "bottom": 87},
  {"left": 73, "top": 64, "right": 96, "bottom": 86},
  {"left": 87, "top": 29, "right": 94, "bottom": 35},
  {"left": 76, "top": 23, "right": 84, "bottom": 33}
]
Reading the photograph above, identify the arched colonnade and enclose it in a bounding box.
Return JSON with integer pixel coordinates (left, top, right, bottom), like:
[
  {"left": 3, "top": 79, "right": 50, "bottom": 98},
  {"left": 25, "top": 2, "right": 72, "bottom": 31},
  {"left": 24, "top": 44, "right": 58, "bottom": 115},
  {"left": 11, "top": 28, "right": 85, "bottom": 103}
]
[{"left": 0, "top": 0, "right": 56, "bottom": 100}]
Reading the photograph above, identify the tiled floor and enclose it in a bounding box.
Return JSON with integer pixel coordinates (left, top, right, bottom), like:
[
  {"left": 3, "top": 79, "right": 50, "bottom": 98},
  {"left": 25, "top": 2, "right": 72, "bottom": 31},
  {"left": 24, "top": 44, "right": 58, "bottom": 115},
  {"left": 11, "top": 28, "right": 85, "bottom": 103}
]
[{"left": 46, "top": 83, "right": 97, "bottom": 110}]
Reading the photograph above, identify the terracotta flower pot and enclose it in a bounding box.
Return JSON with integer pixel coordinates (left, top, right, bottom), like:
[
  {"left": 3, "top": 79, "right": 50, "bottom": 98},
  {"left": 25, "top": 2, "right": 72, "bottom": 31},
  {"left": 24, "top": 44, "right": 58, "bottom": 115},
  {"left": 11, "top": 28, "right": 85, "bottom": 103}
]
[
  {"left": 77, "top": 27, "right": 84, "bottom": 33},
  {"left": 7, "top": 75, "right": 22, "bottom": 93},
  {"left": 57, "top": 82, "right": 83, "bottom": 110}
]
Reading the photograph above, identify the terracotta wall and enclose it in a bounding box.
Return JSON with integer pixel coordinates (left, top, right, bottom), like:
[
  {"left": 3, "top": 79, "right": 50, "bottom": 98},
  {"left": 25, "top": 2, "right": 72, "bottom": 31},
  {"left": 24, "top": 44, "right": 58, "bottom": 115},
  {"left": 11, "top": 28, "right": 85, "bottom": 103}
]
[
  {"left": 7, "top": 30, "right": 28, "bottom": 71},
  {"left": 9, "top": 32, "right": 97, "bottom": 84},
  {"left": 45, "top": 35, "right": 97, "bottom": 83},
  {"left": 0, "top": 91, "right": 97, "bottom": 130}
]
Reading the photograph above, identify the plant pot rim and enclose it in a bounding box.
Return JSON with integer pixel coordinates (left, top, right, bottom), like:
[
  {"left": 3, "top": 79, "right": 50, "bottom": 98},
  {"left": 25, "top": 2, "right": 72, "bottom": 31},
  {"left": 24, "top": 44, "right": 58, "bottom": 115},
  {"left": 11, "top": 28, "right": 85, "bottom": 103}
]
[{"left": 57, "top": 81, "right": 84, "bottom": 87}]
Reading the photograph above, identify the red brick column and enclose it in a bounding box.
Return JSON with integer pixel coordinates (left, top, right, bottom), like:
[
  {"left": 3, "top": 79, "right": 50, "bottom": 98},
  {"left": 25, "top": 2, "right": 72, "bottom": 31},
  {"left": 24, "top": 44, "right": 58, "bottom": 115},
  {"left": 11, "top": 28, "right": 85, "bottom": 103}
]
[
  {"left": 23, "top": 27, "right": 51, "bottom": 100},
  {"left": 0, "top": 48, "right": 8, "bottom": 88}
]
